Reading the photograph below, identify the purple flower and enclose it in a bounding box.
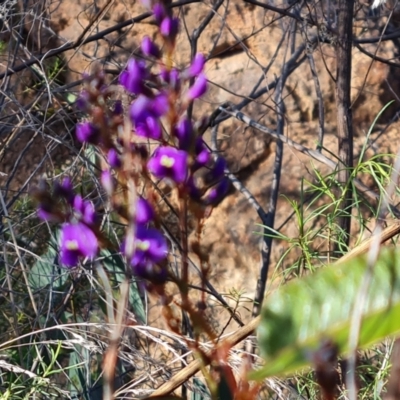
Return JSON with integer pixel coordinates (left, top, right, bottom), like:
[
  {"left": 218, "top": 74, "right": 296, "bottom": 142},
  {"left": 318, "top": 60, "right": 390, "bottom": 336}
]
[
  {"left": 205, "top": 156, "right": 226, "bottom": 184},
  {"left": 108, "top": 148, "right": 121, "bottom": 169},
  {"left": 160, "top": 17, "right": 179, "bottom": 40},
  {"left": 119, "top": 59, "right": 149, "bottom": 95},
  {"left": 175, "top": 118, "right": 193, "bottom": 150},
  {"left": 141, "top": 36, "right": 161, "bottom": 58},
  {"left": 192, "top": 139, "right": 211, "bottom": 170},
  {"left": 123, "top": 226, "right": 168, "bottom": 281},
  {"left": 73, "top": 195, "right": 97, "bottom": 226},
  {"left": 187, "top": 73, "right": 207, "bottom": 100},
  {"left": 130, "top": 94, "right": 168, "bottom": 140},
  {"left": 136, "top": 197, "right": 154, "bottom": 224},
  {"left": 148, "top": 146, "right": 188, "bottom": 183},
  {"left": 152, "top": 3, "right": 166, "bottom": 25},
  {"left": 132, "top": 226, "right": 167, "bottom": 264},
  {"left": 205, "top": 178, "right": 230, "bottom": 205},
  {"left": 76, "top": 122, "right": 99, "bottom": 144},
  {"left": 60, "top": 222, "right": 99, "bottom": 267}
]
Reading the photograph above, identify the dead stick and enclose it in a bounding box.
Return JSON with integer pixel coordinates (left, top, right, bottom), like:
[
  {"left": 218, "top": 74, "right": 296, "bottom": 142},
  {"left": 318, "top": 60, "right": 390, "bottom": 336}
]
[
  {"left": 148, "top": 315, "right": 261, "bottom": 398},
  {"left": 337, "top": 222, "right": 400, "bottom": 264},
  {"left": 148, "top": 222, "right": 400, "bottom": 397}
]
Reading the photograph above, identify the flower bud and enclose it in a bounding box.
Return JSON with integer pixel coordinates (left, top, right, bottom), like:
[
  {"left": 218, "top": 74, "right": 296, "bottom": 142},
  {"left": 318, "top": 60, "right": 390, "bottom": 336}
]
[
  {"left": 136, "top": 197, "right": 154, "bottom": 224},
  {"left": 204, "top": 178, "right": 230, "bottom": 205},
  {"left": 141, "top": 36, "right": 161, "bottom": 58},
  {"left": 119, "top": 59, "right": 149, "bottom": 95},
  {"left": 76, "top": 122, "right": 100, "bottom": 144},
  {"left": 160, "top": 16, "right": 179, "bottom": 41},
  {"left": 187, "top": 74, "right": 207, "bottom": 100},
  {"left": 176, "top": 118, "right": 193, "bottom": 150},
  {"left": 108, "top": 148, "right": 121, "bottom": 169},
  {"left": 188, "top": 53, "right": 205, "bottom": 78}
]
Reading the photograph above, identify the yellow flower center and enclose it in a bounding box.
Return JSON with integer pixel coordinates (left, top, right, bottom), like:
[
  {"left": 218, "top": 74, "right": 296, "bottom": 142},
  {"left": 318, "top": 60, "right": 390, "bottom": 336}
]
[
  {"left": 66, "top": 240, "right": 79, "bottom": 250},
  {"left": 160, "top": 155, "right": 175, "bottom": 168},
  {"left": 137, "top": 240, "right": 150, "bottom": 251}
]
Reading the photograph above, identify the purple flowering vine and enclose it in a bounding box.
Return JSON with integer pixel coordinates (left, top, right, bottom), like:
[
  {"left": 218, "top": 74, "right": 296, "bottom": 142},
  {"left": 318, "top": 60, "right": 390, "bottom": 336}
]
[{"left": 34, "top": 0, "right": 229, "bottom": 282}]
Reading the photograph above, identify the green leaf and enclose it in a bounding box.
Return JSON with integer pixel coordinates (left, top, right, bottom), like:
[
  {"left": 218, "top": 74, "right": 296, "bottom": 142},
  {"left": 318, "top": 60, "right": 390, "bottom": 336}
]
[
  {"left": 252, "top": 248, "right": 400, "bottom": 380},
  {"left": 28, "top": 230, "right": 68, "bottom": 290},
  {"left": 191, "top": 377, "right": 210, "bottom": 400},
  {"left": 68, "top": 346, "right": 89, "bottom": 400},
  {"left": 100, "top": 249, "right": 146, "bottom": 323}
]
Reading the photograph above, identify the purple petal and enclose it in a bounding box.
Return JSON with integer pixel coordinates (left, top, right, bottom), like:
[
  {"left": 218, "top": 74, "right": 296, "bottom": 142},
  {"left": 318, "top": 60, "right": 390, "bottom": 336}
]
[
  {"left": 192, "top": 139, "right": 211, "bottom": 170},
  {"left": 176, "top": 118, "right": 193, "bottom": 150},
  {"left": 76, "top": 122, "right": 99, "bottom": 144},
  {"left": 119, "top": 59, "right": 148, "bottom": 95},
  {"left": 160, "top": 17, "right": 179, "bottom": 39},
  {"left": 60, "top": 223, "right": 99, "bottom": 267},
  {"left": 205, "top": 178, "right": 230, "bottom": 205},
  {"left": 130, "top": 95, "right": 151, "bottom": 121},
  {"left": 108, "top": 148, "right": 121, "bottom": 169},
  {"left": 152, "top": 3, "right": 166, "bottom": 25},
  {"left": 188, "top": 53, "right": 205, "bottom": 77},
  {"left": 141, "top": 36, "right": 161, "bottom": 58},
  {"left": 152, "top": 93, "right": 169, "bottom": 116},
  {"left": 169, "top": 69, "right": 181, "bottom": 91},
  {"left": 61, "top": 248, "right": 79, "bottom": 267},
  {"left": 83, "top": 202, "right": 96, "bottom": 226},
  {"left": 136, "top": 117, "right": 162, "bottom": 140},
  {"left": 136, "top": 197, "right": 154, "bottom": 224},
  {"left": 147, "top": 146, "right": 188, "bottom": 184},
  {"left": 73, "top": 195, "right": 84, "bottom": 214},
  {"left": 187, "top": 74, "right": 207, "bottom": 100},
  {"left": 136, "top": 226, "right": 167, "bottom": 262},
  {"left": 205, "top": 156, "right": 226, "bottom": 184},
  {"left": 37, "top": 205, "right": 55, "bottom": 222}
]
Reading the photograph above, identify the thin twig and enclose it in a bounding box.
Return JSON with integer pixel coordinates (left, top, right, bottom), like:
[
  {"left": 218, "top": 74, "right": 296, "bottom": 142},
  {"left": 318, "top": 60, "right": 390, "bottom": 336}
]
[{"left": 335, "top": 0, "right": 354, "bottom": 252}]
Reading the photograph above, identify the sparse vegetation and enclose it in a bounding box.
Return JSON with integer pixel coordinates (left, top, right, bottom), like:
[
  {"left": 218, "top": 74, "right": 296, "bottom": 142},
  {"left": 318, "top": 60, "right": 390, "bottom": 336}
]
[{"left": 1, "top": 0, "right": 400, "bottom": 399}]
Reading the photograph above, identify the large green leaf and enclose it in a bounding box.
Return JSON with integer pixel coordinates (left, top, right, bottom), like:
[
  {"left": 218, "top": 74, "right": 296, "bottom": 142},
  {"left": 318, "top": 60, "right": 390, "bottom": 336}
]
[
  {"left": 100, "top": 249, "right": 146, "bottom": 323},
  {"left": 28, "top": 230, "right": 68, "bottom": 290},
  {"left": 252, "top": 248, "right": 400, "bottom": 380}
]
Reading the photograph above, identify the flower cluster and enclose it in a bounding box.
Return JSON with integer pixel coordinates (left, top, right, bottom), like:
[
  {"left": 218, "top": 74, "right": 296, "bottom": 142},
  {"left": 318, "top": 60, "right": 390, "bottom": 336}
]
[
  {"left": 34, "top": 0, "right": 229, "bottom": 282},
  {"left": 35, "top": 178, "right": 99, "bottom": 267}
]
